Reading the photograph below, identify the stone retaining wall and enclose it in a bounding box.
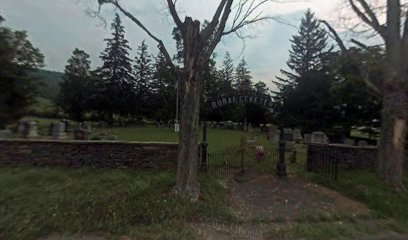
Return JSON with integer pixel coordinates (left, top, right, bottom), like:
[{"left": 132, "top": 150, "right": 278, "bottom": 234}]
[
  {"left": 307, "top": 143, "right": 408, "bottom": 170},
  {"left": 0, "top": 139, "right": 178, "bottom": 170}
]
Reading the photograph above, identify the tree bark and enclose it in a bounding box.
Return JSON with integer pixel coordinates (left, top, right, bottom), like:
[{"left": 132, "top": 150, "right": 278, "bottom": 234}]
[
  {"left": 174, "top": 18, "right": 202, "bottom": 201},
  {"left": 377, "top": 90, "right": 408, "bottom": 191}
]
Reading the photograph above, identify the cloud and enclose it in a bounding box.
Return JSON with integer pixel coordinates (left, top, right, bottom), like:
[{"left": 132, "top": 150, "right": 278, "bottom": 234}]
[{"left": 0, "top": 0, "right": 341, "bottom": 89}]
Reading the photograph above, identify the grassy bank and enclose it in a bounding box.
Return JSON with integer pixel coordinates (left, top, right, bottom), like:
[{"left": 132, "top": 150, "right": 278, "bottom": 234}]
[
  {"left": 0, "top": 167, "right": 233, "bottom": 240},
  {"left": 311, "top": 170, "right": 408, "bottom": 223}
]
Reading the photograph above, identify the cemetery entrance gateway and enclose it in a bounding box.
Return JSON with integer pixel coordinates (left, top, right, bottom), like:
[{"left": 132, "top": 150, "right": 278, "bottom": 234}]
[{"left": 199, "top": 91, "right": 286, "bottom": 176}]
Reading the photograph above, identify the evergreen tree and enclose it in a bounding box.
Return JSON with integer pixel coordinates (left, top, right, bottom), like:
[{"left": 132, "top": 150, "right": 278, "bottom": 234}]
[
  {"left": 254, "top": 81, "right": 269, "bottom": 94},
  {"left": 94, "top": 13, "right": 133, "bottom": 125},
  {"left": 234, "top": 58, "right": 253, "bottom": 91},
  {"left": 273, "top": 9, "right": 333, "bottom": 132},
  {"left": 133, "top": 40, "right": 154, "bottom": 119},
  {"left": 150, "top": 51, "right": 177, "bottom": 121},
  {"left": 0, "top": 15, "right": 44, "bottom": 128},
  {"left": 287, "top": 9, "right": 329, "bottom": 79},
  {"left": 218, "top": 52, "right": 235, "bottom": 92},
  {"left": 58, "top": 48, "right": 92, "bottom": 122}
]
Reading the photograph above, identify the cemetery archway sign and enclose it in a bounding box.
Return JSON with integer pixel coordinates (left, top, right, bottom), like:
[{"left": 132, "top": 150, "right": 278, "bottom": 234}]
[
  {"left": 206, "top": 91, "right": 274, "bottom": 111},
  {"left": 200, "top": 91, "right": 284, "bottom": 175}
]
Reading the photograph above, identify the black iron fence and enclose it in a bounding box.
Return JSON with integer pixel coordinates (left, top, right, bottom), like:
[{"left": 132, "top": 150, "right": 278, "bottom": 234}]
[
  {"left": 306, "top": 143, "right": 378, "bottom": 180},
  {"left": 307, "top": 144, "right": 339, "bottom": 180},
  {"left": 203, "top": 139, "right": 279, "bottom": 177}
]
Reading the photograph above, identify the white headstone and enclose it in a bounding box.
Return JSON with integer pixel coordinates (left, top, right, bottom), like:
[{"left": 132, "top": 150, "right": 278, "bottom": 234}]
[
  {"left": 23, "top": 121, "right": 39, "bottom": 138},
  {"left": 273, "top": 130, "right": 281, "bottom": 143},
  {"left": 0, "top": 129, "right": 11, "bottom": 139},
  {"left": 303, "top": 133, "right": 311, "bottom": 142},
  {"left": 53, "top": 122, "right": 67, "bottom": 139},
  {"left": 293, "top": 129, "right": 303, "bottom": 141},
  {"left": 311, "top": 131, "right": 328, "bottom": 144}
]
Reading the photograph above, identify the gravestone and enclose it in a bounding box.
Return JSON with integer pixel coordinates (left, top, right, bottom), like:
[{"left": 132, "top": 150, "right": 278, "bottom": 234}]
[
  {"left": 21, "top": 121, "right": 39, "bottom": 138},
  {"left": 17, "top": 121, "right": 25, "bottom": 135},
  {"left": 74, "top": 123, "right": 93, "bottom": 140},
  {"left": 273, "top": 130, "right": 281, "bottom": 143},
  {"left": 23, "top": 121, "right": 38, "bottom": 138},
  {"left": 48, "top": 123, "right": 54, "bottom": 136},
  {"left": 246, "top": 136, "right": 257, "bottom": 145},
  {"left": 303, "top": 133, "right": 312, "bottom": 142},
  {"left": 344, "top": 138, "right": 355, "bottom": 146},
  {"left": 0, "top": 129, "right": 11, "bottom": 138},
  {"left": 311, "top": 131, "right": 328, "bottom": 144},
  {"left": 358, "top": 140, "right": 368, "bottom": 147},
  {"left": 61, "top": 119, "right": 70, "bottom": 132},
  {"left": 74, "top": 129, "right": 91, "bottom": 140},
  {"left": 53, "top": 122, "right": 67, "bottom": 139},
  {"left": 248, "top": 123, "right": 254, "bottom": 133},
  {"left": 283, "top": 128, "right": 294, "bottom": 142},
  {"left": 293, "top": 129, "right": 303, "bottom": 142},
  {"left": 285, "top": 141, "right": 297, "bottom": 163}
]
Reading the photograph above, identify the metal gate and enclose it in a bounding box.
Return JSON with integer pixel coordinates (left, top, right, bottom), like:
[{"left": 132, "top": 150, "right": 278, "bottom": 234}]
[{"left": 204, "top": 138, "right": 279, "bottom": 176}]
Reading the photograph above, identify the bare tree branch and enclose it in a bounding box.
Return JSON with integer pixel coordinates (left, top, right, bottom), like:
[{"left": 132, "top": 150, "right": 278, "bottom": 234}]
[
  {"left": 321, "top": 17, "right": 383, "bottom": 94},
  {"left": 403, "top": 7, "right": 408, "bottom": 57},
  {"left": 166, "top": 0, "right": 185, "bottom": 34},
  {"left": 201, "top": 0, "right": 228, "bottom": 40},
  {"left": 351, "top": 38, "right": 369, "bottom": 49},
  {"left": 348, "top": 0, "right": 385, "bottom": 37},
  {"left": 204, "top": 0, "right": 234, "bottom": 58},
  {"left": 223, "top": 0, "right": 269, "bottom": 36},
  {"left": 355, "top": 0, "right": 383, "bottom": 30},
  {"left": 321, "top": 20, "right": 347, "bottom": 52},
  {"left": 99, "top": 0, "right": 177, "bottom": 74}
]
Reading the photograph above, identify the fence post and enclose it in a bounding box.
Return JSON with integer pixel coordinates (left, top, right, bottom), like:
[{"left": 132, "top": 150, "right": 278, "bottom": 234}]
[
  {"left": 334, "top": 158, "right": 338, "bottom": 181},
  {"left": 200, "top": 121, "right": 208, "bottom": 172},
  {"left": 240, "top": 137, "right": 245, "bottom": 175},
  {"left": 277, "top": 127, "right": 287, "bottom": 177}
]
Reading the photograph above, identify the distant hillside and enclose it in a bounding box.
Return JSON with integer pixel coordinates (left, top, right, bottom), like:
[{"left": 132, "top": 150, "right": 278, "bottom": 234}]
[{"left": 31, "top": 69, "right": 64, "bottom": 101}]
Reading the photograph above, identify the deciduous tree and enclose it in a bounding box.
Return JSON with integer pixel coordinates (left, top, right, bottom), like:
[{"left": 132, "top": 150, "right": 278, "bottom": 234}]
[
  {"left": 321, "top": 0, "right": 408, "bottom": 190},
  {"left": 96, "top": 0, "right": 273, "bottom": 200},
  {"left": 0, "top": 15, "right": 44, "bottom": 128}
]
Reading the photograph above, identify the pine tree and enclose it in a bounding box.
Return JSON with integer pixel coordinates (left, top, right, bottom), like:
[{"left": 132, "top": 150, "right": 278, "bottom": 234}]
[
  {"left": 150, "top": 51, "right": 177, "bottom": 121},
  {"left": 234, "top": 58, "right": 253, "bottom": 91},
  {"left": 58, "top": 48, "right": 92, "bottom": 122},
  {"left": 133, "top": 40, "right": 154, "bottom": 119},
  {"left": 275, "top": 9, "right": 330, "bottom": 90},
  {"left": 254, "top": 81, "right": 269, "bottom": 94},
  {"left": 218, "top": 52, "right": 235, "bottom": 92},
  {"left": 95, "top": 13, "right": 133, "bottom": 125},
  {"left": 273, "top": 9, "right": 333, "bottom": 131}
]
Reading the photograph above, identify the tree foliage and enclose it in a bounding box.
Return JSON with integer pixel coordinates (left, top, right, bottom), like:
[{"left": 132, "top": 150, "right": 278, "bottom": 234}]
[
  {"left": 0, "top": 15, "right": 44, "bottom": 128},
  {"left": 273, "top": 9, "right": 333, "bottom": 132},
  {"left": 58, "top": 48, "right": 92, "bottom": 122},
  {"left": 93, "top": 14, "right": 133, "bottom": 125}
]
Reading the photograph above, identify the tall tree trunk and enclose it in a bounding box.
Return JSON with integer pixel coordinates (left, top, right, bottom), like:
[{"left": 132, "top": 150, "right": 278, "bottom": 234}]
[
  {"left": 174, "top": 18, "right": 202, "bottom": 200},
  {"left": 377, "top": 90, "right": 408, "bottom": 191}
]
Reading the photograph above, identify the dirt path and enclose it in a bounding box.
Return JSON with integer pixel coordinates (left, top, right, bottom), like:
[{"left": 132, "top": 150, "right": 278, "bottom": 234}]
[{"left": 194, "top": 172, "right": 406, "bottom": 240}]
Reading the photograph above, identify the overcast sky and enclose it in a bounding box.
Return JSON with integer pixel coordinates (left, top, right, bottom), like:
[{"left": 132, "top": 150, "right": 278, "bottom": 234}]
[{"left": 0, "top": 0, "right": 343, "bottom": 88}]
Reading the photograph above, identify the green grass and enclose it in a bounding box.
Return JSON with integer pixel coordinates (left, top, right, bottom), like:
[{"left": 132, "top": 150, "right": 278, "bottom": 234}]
[
  {"left": 0, "top": 167, "right": 234, "bottom": 240},
  {"left": 311, "top": 170, "right": 408, "bottom": 224},
  {"left": 267, "top": 219, "right": 405, "bottom": 240},
  {"left": 28, "top": 97, "right": 57, "bottom": 116}
]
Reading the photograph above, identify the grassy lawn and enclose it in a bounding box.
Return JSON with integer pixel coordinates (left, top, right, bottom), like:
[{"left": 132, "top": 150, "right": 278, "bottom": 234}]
[
  {"left": 18, "top": 117, "right": 278, "bottom": 152},
  {"left": 311, "top": 170, "right": 408, "bottom": 224},
  {"left": 0, "top": 167, "right": 234, "bottom": 240},
  {"left": 265, "top": 170, "right": 408, "bottom": 240}
]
